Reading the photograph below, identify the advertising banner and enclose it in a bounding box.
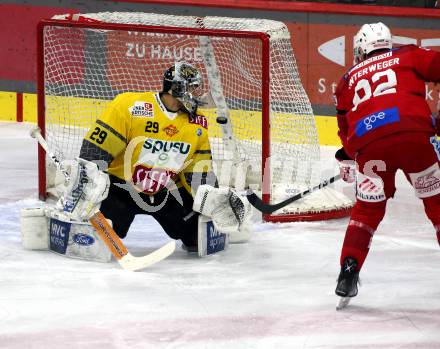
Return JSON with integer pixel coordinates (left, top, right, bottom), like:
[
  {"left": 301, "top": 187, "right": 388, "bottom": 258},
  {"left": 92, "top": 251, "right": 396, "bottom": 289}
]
[{"left": 0, "top": 3, "right": 438, "bottom": 115}]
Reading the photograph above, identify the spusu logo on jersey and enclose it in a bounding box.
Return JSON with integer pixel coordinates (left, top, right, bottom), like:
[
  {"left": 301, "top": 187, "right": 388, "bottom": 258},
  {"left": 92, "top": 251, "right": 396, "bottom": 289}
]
[
  {"left": 142, "top": 138, "right": 190, "bottom": 154},
  {"left": 129, "top": 101, "right": 154, "bottom": 117},
  {"left": 135, "top": 138, "right": 192, "bottom": 193}
]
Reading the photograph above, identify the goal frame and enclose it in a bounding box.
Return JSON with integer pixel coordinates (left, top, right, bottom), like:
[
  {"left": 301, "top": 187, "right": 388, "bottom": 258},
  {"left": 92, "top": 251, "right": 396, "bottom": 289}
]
[{"left": 37, "top": 18, "right": 350, "bottom": 223}]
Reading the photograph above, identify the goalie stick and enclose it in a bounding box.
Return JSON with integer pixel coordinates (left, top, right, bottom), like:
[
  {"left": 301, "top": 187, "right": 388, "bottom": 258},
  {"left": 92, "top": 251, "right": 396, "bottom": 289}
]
[
  {"left": 246, "top": 174, "right": 342, "bottom": 214},
  {"left": 89, "top": 211, "right": 175, "bottom": 271},
  {"left": 30, "top": 126, "right": 176, "bottom": 271}
]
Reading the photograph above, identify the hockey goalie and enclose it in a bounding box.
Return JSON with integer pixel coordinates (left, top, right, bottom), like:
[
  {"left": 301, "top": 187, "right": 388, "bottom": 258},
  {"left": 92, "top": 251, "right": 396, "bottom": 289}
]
[{"left": 22, "top": 62, "right": 253, "bottom": 265}]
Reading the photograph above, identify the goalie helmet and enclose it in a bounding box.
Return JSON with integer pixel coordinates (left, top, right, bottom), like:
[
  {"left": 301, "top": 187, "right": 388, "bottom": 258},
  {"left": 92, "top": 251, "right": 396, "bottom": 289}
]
[
  {"left": 162, "top": 62, "right": 203, "bottom": 115},
  {"left": 353, "top": 22, "right": 392, "bottom": 64}
]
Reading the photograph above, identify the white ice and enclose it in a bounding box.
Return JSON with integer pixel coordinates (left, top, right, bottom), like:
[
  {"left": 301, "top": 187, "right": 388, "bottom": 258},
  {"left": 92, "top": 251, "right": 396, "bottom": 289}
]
[{"left": 0, "top": 122, "right": 439, "bottom": 349}]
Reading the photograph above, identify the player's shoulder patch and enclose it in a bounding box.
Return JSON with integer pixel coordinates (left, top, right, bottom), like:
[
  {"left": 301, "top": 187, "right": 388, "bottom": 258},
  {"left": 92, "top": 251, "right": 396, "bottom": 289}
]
[
  {"left": 128, "top": 101, "right": 154, "bottom": 118},
  {"left": 126, "top": 92, "right": 156, "bottom": 118}
]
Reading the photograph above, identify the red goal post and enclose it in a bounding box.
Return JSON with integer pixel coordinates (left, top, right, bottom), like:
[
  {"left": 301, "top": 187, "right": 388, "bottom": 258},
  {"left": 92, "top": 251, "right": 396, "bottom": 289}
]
[{"left": 37, "top": 12, "right": 353, "bottom": 222}]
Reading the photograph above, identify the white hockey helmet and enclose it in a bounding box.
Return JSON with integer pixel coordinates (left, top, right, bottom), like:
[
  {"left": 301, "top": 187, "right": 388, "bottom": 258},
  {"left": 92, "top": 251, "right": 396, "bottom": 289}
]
[{"left": 353, "top": 22, "right": 392, "bottom": 64}]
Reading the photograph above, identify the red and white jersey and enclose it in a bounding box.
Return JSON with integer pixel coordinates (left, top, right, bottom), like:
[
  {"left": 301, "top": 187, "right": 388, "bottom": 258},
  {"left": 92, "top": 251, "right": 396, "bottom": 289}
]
[{"left": 334, "top": 45, "right": 440, "bottom": 157}]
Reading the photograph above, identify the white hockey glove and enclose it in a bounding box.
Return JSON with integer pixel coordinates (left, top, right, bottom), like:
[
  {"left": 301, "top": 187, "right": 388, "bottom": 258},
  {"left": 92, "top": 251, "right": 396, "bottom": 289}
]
[
  {"left": 193, "top": 185, "right": 253, "bottom": 235},
  {"left": 335, "top": 148, "right": 355, "bottom": 183},
  {"left": 56, "top": 158, "right": 110, "bottom": 222}
]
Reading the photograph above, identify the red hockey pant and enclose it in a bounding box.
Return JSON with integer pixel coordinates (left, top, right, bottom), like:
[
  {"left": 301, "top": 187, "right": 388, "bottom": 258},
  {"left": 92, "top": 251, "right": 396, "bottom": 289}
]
[{"left": 340, "top": 132, "right": 440, "bottom": 269}]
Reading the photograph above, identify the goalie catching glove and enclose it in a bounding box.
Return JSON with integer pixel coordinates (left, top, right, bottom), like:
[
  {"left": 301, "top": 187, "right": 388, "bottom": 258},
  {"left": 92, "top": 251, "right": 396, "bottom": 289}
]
[
  {"left": 193, "top": 185, "right": 253, "bottom": 235},
  {"left": 56, "top": 158, "right": 110, "bottom": 222}
]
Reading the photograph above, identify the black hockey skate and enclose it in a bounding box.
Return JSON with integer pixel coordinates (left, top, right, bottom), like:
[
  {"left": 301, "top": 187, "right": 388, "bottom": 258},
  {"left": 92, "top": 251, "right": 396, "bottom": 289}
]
[{"left": 335, "top": 257, "right": 359, "bottom": 310}]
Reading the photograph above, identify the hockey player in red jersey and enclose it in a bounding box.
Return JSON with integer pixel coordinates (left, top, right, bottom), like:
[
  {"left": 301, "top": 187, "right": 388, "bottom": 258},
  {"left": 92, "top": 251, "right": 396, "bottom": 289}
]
[{"left": 333, "top": 22, "right": 440, "bottom": 306}]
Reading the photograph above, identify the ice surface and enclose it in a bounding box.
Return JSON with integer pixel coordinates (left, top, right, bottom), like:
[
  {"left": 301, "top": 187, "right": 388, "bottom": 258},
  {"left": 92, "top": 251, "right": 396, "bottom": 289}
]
[{"left": 0, "top": 122, "right": 439, "bottom": 348}]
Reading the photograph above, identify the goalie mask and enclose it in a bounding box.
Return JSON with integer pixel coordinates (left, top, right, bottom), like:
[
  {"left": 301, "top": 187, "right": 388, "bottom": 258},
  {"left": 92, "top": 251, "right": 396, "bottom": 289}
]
[
  {"left": 353, "top": 22, "right": 392, "bottom": 64},
  {"left": 162, "top": 62, "right": 203, "bottom": 115}
]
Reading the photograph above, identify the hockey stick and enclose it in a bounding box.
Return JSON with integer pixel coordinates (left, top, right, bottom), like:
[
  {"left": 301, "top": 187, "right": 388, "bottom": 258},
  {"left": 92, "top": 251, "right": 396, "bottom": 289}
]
[
  {"left": 246, "top": 174, "right": 342, "bottom": 214},
  {"left": 198, "top": 33, "right": 247, "bottom": 188},
  {"left": 30, "top": 126, "right": 176, "bottom": 271},
  {"left": 89, "top": 211, "right": 175, "bottom": 271}
]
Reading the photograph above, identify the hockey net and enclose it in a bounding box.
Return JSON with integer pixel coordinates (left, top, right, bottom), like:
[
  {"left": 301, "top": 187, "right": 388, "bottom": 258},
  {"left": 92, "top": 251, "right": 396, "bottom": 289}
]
[{"left": 37, "top": 12, "right": 353, "bottom": 222}]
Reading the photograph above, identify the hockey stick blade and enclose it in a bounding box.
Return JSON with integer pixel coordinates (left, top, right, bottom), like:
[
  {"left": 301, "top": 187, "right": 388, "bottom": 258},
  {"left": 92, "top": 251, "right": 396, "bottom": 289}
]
[
  {"left": 90, "top": 212, "right": 175, "bottom": 271},
  {"left": 119, "top": 241, "right": 176, "bottom": 271},
  {"left": 31, "top": 127, "right": 176, "bottom": 270},
  {"left": 246, "top": 174, "right": 342, "bottom": 214}
]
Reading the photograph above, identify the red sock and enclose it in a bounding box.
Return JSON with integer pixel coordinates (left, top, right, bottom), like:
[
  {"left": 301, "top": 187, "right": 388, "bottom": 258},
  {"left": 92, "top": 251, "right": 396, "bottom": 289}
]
[{"left": 340, "top": 220, "right": 375, "bottom": 270}]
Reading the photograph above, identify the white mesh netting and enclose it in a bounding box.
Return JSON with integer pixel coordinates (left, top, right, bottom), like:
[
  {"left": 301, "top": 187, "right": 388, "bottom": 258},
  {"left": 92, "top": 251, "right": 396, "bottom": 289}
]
[{"left": 41, "top": 12, "right": 352, "bottom": 220}]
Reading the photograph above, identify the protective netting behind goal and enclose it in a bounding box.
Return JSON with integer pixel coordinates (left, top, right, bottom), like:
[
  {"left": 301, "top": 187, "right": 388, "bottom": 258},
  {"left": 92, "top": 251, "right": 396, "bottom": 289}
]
[{"left": 39, "top": 12, "right": 352, "bottom": 221}]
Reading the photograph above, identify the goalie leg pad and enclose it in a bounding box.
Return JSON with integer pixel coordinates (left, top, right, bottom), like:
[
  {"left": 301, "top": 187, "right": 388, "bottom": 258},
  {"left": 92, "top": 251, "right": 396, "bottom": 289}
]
[
  {"left": 197, "top": 215, "right": 229, "bottom": 257},
  {"left": 47, "top": 210, "right": 112, "bottom": 263},
  {"left": 21, "top": 207, "right": 49, "bottom": 250},
  {"left": 193, "top": 184, "right": 253, "bottom": 235}
]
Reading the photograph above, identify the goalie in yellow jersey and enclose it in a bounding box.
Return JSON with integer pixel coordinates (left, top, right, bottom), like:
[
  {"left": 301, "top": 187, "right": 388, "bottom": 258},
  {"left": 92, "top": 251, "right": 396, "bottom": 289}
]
[{"left": 56, "top": 62, "right": 253, "bottom": 255}]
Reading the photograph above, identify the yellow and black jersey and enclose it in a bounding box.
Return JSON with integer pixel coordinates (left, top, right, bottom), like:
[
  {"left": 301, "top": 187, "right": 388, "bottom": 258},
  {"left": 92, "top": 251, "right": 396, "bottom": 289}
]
[{"left": 79, "top": 91, "right": 214, "bottom": 196}]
